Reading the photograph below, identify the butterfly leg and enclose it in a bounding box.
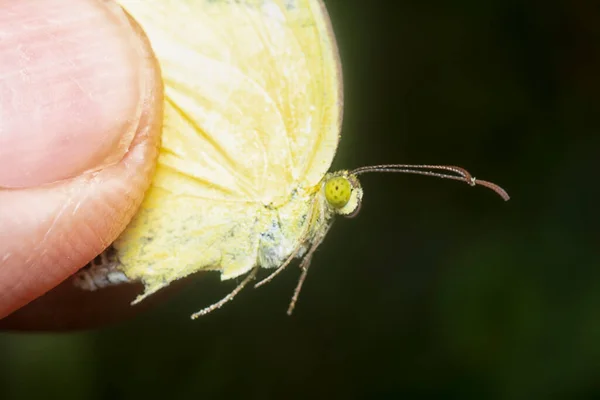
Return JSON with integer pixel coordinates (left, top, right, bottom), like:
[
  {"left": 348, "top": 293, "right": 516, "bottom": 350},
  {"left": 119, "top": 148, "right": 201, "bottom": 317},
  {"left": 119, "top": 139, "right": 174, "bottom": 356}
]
[
  {"left": 72, "top": 246, "right": 130, "bottom": 291},
  {"left": 287, "top": 220, "right": 334, "bottom": 315},
  {"left": 190, "top": 266, "right": 259, "bottom": 319},
  {"left": 254, "top": 245, "right": 302, "bottom": 288}
]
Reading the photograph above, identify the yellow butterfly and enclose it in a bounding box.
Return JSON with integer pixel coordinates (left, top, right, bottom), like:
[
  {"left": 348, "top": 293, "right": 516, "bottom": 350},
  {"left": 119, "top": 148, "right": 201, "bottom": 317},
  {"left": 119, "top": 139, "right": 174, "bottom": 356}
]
[{"left": 74, "top": 0, "right": 509, "bottom": 318}]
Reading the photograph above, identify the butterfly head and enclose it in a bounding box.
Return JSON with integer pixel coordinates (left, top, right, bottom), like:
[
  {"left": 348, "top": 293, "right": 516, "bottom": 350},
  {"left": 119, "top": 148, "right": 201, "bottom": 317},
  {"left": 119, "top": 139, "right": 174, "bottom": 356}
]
[{"left": 323, "top": 171, "right": 363, "bottom": 217}]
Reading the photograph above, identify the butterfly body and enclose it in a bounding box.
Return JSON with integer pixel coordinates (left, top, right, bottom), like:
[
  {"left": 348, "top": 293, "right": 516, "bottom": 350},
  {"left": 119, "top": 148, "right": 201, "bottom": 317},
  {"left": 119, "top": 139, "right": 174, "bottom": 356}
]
[{"left": 73, "top": 0, "right": 508, "bottom": 317}]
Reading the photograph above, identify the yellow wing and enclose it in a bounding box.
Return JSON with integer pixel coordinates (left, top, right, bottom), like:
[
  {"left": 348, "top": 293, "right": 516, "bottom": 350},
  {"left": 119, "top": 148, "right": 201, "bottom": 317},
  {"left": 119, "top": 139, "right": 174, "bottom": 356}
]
[{"left": 115, "top": 0, "right": 343, "bottom": 299}]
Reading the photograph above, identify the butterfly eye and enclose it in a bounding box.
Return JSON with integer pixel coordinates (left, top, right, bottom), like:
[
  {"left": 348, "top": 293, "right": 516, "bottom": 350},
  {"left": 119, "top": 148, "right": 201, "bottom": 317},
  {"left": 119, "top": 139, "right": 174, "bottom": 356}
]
[{"left": 324, "top": 176, "right": 353, "bottom": 209}]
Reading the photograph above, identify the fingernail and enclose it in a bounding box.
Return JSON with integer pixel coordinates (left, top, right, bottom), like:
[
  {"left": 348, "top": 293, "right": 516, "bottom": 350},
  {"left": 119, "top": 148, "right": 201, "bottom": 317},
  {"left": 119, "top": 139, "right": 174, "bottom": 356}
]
[{"left": 0, "top": 0, "right": 144, "bottom": 188}]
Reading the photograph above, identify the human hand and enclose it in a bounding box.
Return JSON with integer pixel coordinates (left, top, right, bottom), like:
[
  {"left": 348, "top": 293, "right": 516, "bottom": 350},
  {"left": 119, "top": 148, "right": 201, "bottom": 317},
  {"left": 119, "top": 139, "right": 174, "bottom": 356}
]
[{"left": 0, "top": 0, "right": 163, "bottom": 330}]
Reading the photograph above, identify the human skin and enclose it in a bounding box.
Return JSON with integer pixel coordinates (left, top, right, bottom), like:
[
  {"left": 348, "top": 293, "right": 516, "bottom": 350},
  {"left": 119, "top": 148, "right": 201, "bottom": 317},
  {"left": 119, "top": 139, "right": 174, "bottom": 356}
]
[{"left": 0, "top": 0, "right": 164, "bottom": 330}]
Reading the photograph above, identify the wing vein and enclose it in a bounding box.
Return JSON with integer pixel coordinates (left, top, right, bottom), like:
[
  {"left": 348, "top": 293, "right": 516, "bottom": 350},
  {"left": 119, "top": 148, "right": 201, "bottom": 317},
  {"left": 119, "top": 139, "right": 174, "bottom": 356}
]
[{"left": 164, "top": 95, "right": 258, "bottom": 197}]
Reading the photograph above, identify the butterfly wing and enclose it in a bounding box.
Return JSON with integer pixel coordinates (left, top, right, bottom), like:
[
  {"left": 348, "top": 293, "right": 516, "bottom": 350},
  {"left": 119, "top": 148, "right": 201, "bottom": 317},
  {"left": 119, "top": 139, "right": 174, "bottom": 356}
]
[{"left": 115, "top": 0, "right": 343, "bottom": 299}]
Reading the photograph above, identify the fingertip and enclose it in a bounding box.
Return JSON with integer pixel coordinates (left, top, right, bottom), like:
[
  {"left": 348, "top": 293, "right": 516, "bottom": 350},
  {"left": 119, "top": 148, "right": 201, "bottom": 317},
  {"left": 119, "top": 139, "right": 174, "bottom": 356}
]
[{"left": 0, "top": 1, "right": 164, "bottom": 319}]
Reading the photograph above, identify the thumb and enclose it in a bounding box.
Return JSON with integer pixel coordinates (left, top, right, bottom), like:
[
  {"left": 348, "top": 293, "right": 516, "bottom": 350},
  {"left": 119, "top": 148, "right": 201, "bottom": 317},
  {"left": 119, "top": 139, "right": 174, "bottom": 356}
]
[{"left": 0, "top": 0, "right": 163, "bottom": 318}]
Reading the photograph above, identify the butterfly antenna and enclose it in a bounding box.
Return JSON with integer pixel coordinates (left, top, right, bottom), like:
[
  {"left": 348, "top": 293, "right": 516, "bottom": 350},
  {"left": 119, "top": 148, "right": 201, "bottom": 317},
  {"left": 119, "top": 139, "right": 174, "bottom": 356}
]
[
  {"left": 351, "top": 164, "right": 509, "bottom": 201},
  {"left": 191, "top": 266, "right": 258, "bottom": 319}
]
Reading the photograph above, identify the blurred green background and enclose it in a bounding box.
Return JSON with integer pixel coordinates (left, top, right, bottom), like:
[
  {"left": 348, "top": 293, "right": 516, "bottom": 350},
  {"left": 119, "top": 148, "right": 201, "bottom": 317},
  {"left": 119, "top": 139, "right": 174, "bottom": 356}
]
[{"left": 2, "top": 0, "right": 599, "bottom": 398}]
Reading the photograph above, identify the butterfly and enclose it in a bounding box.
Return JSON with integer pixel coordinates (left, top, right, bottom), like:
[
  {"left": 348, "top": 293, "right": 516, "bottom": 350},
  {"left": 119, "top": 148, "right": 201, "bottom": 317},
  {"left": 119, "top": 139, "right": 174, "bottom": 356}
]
[{"left": 73, "top": 0, "right": 509, "bottom": 318}]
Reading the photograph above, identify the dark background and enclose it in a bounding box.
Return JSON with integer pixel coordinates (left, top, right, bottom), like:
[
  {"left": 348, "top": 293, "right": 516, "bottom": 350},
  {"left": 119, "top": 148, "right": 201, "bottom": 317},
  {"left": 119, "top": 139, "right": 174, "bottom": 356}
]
[{"left": 2, "top": 0, "right": 599, "bottom": 398}]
